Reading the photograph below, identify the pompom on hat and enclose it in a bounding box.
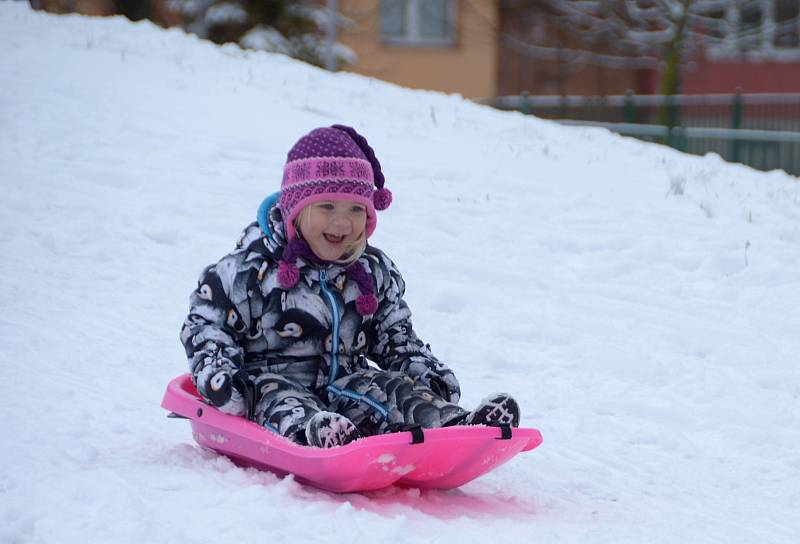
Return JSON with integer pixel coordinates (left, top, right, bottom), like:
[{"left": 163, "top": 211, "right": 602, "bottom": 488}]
[
  {"left": 276, "top": 125, "right": 390, "bottom": 316},
  {"left": 279, "top": 124, "right": 392, "bottom": 242}
]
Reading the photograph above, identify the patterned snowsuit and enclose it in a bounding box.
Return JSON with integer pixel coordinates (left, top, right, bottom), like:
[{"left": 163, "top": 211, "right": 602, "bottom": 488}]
[{"left": 180, "top": 200, "right": 467, "bottom": 445}]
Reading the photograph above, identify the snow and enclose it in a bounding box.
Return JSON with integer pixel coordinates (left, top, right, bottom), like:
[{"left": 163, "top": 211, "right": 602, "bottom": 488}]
[
  {"left": 1, "top": 3, "right": 799, "bottom": 543},
  {"left": 240, "top": 24, "right": 291, "bottom": 55},
  {"left": 205, "top": 2, "right": 248, "bottom": 25}
]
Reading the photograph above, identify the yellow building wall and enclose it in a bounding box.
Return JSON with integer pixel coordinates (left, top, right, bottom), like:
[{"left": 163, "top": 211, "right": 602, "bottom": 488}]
[{"left": 338, "top": 0, "right": 498, "bottom": 99}]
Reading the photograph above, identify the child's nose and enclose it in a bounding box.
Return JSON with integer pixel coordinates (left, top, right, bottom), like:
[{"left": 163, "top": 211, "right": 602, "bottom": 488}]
[{"left": 330, "top": 215, "right": 352, "bottom": 231}]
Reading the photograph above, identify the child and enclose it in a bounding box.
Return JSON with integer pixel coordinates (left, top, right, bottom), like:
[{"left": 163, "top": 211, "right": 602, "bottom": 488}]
[{"left": 180, "top": 125, "right": 520, "bottom": 448}]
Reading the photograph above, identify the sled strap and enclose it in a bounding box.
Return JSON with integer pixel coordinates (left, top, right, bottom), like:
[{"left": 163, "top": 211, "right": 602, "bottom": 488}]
[
  {"left": 404, "top": 424, "right": 425, "bottom": 444},
  {"left": 233, "top": 373, "right": 257, "bottom": 422},
  {"left": 496, "top": 423, "right": 512, "bottom": 440}
]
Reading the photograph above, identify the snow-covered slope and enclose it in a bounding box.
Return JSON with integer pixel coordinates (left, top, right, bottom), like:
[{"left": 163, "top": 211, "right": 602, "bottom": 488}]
[{"left": 1, "top": 4, "right": 799, "bottom": 543}]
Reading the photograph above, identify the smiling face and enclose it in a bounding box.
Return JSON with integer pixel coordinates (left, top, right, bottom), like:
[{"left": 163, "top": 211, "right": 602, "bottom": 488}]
[{"left": 297, "top": 200, "right": 368, "bottom": 262}]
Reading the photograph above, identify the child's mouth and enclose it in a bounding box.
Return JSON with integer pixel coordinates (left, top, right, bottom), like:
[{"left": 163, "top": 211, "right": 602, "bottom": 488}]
[{"left": 323, "top": 233, "right": 345, "bottom": 244}]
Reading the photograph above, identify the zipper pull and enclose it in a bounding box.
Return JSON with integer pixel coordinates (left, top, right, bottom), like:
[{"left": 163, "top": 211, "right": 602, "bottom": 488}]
[{"left": 319, "top": 269, "right": 327, "bottom": 283}]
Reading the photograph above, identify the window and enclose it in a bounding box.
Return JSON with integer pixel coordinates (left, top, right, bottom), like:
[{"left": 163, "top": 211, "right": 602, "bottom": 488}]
[
  {"left": 774, "top": 0, "right": 800, "bottom": 48},
  {"left": 380, "top": 0, "right": 457, "bottom": 46},
  {"left": 738, "top": 1, "right": 764, "bottom": 51},
  {"left": 711, "top": 0, "right": 800, "bottom": 58}
]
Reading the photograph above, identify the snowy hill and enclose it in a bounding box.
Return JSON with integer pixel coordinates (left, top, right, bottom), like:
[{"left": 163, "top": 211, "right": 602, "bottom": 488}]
[{"left": 1, "top": 3, "right": 799, "bottom": 543}]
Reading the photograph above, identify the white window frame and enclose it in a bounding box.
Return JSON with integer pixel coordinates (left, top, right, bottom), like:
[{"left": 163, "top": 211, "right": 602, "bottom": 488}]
[
  {"left": 380, "top": 0, "right": 458, "bottom": 47},
  {"left": 712, "top": 0, "right": 800, "bottom": 60}
]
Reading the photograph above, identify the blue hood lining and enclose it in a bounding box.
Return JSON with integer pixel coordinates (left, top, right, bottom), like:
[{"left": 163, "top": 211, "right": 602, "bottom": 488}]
[{"left": 257, "top": 191, "right": 281, "bottom": 240}]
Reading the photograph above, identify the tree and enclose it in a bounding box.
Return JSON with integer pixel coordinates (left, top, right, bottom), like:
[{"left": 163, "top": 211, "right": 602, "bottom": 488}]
[
  {"left": 550, "top": 1, "right": 731, "bottom": 100},
  {"left": 162, "top": 0, "right": 354, "bottom": 69},
  {"left": 29, "top": 0, "right": 354, "bottom": 69},
  {"left": 499, "top": 0, "right": 663, "bottom": 97},
  {"left": 503, "top": 0, "right": 799, "bottom": 122}
]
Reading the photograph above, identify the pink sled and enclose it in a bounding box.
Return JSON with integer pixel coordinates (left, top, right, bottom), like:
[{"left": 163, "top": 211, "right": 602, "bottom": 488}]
[{"left": 162, "top": 373, "right": 543, "bottom": 493}]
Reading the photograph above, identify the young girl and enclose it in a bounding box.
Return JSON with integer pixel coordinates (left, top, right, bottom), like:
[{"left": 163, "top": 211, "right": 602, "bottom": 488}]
[{"left": 180, "top": 125, "right": 520, "bottom": 448}]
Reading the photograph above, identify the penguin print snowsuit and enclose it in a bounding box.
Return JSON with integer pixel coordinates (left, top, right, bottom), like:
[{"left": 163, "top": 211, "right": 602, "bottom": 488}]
[{"left": 180, "top": 199, "right": 467, "bottom": 445}]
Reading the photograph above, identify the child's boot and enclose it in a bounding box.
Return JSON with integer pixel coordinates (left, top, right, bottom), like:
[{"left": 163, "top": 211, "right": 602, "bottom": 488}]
[
  {"left": 305, "top": 411, "right": 362, "bottom": 448},
  {"left": 464, "top": 393, "right": 520, "bottom": 427}
]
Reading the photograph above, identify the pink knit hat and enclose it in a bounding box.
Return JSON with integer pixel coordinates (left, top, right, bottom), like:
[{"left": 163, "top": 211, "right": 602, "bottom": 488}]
[
  {"left": 279, "top": 124, "right": 392, "bottom": 242},
  {"left": 276, "top": 125, "right": 392, "bottom": 316}
]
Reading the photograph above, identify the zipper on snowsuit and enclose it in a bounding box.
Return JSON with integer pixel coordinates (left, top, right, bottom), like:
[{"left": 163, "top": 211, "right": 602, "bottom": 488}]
[
  {"left": 318, "top": 269, "right": 341, "bottom": 384},
  {"left": 318, "top": 269, "right": 389, "bottom": 420}
]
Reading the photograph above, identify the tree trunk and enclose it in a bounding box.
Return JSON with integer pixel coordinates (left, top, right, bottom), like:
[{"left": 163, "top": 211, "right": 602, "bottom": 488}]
[{"left": 657, "top": 1, "right": 691, "bottom": 127}]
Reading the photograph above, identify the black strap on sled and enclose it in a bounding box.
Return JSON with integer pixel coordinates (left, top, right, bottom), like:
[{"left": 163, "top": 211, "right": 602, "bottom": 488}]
[
  {"left": 232, "top": 373, "right": 257, "bottom": 422},
  {"left": 496, "top": 423, "right": 512, "bottom": 440},
  {"left": 403, "top": 424, "right": 425, "bottom": 444}
]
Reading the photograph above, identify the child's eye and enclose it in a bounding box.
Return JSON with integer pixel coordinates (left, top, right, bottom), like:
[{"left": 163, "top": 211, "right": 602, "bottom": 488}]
[
  {"left": 318, "top": 203, "right": 335, "bottom": 211},
  {"left": 351, "top": 206, "right": 366, "bottom": 214}
]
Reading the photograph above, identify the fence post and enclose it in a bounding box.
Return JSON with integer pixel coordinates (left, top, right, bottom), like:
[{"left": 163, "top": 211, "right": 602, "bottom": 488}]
[
  {"left": 663, "top": 94, "right": 674, "bottom": 147},
  {"left": 731, "top": 88, "right": 743, "bottom": 163},
  {"left": 520, "top": 91, "right": 530, "bottom": 116},
  {"left": 623, "top": 89, "right": 635, "bottom": 123}
]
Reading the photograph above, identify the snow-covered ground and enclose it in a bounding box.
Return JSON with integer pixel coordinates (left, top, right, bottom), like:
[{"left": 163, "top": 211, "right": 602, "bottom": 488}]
[{"left": 2, "top": 4, "right": 799, "bottom": 543}]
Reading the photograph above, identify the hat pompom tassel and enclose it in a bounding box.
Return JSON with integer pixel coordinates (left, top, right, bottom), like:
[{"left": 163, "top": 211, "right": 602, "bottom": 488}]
[
  {"left": 373, "top": 187, "right": 392, "bottom": 211},
  {"left": 278, "top": 259, "right": 300, "bottom": 289},
  {"left": 356, "top": 293, "right": 378, "bottom": 316}
]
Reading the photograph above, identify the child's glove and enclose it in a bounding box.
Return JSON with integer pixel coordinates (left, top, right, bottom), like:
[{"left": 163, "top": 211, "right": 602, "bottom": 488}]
[
  {"left": 205, "top": 369, "right": 235, "bottom": 406},
  {"left": 430, "top": 375, "right": 460, "bottom": 404},
  {"left": 413, "top": 369, "right": 461, "bottom": 404},
  {"left": 426, "top": 375, "right": 451, "bottom": 402},
  {"left": 196, "top": 364, "right": 247, "bottom": 415}
]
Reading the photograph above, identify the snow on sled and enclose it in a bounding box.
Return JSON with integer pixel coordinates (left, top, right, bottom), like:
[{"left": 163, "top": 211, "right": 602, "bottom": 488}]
[{"left": 162, "top": 373, "right": 543, "bottom": 493}]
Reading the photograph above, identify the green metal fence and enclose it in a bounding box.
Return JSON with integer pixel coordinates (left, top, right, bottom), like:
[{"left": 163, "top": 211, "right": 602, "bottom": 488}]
[{"left": 489, "top": 92, "right": 800, "bottom": 176}]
